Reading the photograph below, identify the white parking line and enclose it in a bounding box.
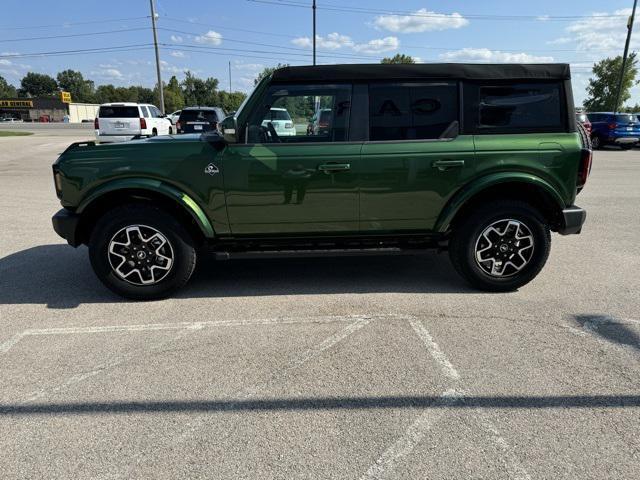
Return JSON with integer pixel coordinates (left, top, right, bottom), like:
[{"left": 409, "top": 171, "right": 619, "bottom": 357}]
[
  {"left": 360, "top": 315, "right": 530, "bottom": 480},
  {"left": 0, "top": 315, "right": 364, "bottom": 354},
  {"left": 359, "top": 389, "right": 463, "bottom": 480}
]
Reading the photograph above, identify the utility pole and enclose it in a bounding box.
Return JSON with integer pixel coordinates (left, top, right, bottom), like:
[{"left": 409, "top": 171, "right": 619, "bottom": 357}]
[
  {"left": 614, "top": 0, "right": 638, "bottom": 115},
  {"left": 149, "top": 0, "right": 164, "bottom": 114},
  {"left": 229, "top": 61, "right": 232, "bottom": 93},
  {"left": 312, "top": 0, "right": 316, "bottom": 65}
]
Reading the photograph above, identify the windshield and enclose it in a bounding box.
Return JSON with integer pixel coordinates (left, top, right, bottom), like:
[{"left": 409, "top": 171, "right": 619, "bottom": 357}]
[
  {"left": 265, "top": 109, "right": 291, "bottom": 121},
  {"left": 99, "top": 106, "right": 139, "bottom": 118},
  {"left": 180, "top": 110, "right": 219, "bottom": 122}
]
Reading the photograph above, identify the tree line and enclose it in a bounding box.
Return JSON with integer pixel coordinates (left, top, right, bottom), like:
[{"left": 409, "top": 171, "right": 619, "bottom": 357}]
[
  {"left": 1, "top": 53, "right": 638, "bottom": 114},
  {"left": 0, "top": 70, "right": 247, "bottom": 114}
]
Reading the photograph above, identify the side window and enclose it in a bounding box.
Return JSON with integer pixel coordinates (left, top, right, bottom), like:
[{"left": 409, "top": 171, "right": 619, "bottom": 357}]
[
  {"left": 245, "top": 84, "right": 351, "bottom": 143},
  {"left": 141, "top": 106, "right": 150, "bottom": 118},
  {"left": 468, "top": 82, "right": 564, "bottom": 132},
  {"left": 150, "top": 106, "right": 162, "bottom": 118},
  {"left": 368, "top": 82, "right": 458, "bottom": 141}
]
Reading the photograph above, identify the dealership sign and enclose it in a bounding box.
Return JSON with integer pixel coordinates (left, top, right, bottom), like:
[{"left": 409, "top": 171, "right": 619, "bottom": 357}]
[{"left": 0, "top": 100, "right": 33, "bottom": 108}]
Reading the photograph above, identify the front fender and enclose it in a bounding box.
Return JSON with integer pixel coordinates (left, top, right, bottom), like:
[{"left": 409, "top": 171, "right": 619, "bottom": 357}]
[
  {"left": 434, "top": 172, "right": 566, "bottom": 233},
  {"left": 77, "top": 178, "right": 215, "bottom": 238}
]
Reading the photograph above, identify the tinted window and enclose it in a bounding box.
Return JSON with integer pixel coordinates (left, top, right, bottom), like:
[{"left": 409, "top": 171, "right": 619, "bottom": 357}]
[
  {"left": 141, "top": 106, "right": 150, "bottom": 118},
  {"left": 615, "top": 114, "right": 635, "bottom": 123},
  {"left": 99, "top": 106, "right": 139, "bottom": 118},
  {"left": 246, "top": 84, "right": 351, "bottom": 143},
  {"left": 149, "top": 106, "right": 162, "bottom": 118},
  {"left": 477, "top": 83, "right": 562, "bottom": 130},
  {"left": 369, "top": 82, "right": 458, "bottom": 141},
  {"left": 180, "top": 110, "right": 219, "bottom": 122}
]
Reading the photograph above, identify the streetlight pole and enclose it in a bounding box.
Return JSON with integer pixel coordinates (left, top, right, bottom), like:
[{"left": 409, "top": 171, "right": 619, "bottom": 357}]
[
  {"left": 614, "top": 0, "right": 638, "bottom": 114},
  {"left": 229, "top": 61, "right": 232, "bottom": 94},
  {"left": 149, "top": 0, "right": 164, "bottom": 114},
  {"left": 312, "top": 0, "right": 316, "bottom": 65}
]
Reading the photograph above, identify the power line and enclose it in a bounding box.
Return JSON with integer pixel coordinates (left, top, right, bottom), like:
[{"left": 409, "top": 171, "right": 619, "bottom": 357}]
[
  {"left": 0, "top": 16, "right": 150, "bottom": 31},
  {"left": 0, "top": 44, "right": 154, "bottom": 59},
  {"left": 0, "top": 27, "right": 150, "bottom": 44},
  {"left": 245, "top": 0, "right": 627, "bottom": 21}
]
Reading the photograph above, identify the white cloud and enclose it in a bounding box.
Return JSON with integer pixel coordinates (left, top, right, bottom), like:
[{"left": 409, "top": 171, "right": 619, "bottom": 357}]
[
  {"left": 170, "top": 51, "right": 186, "bottom": 58},
  {"left": 195, "top": 30, "right": 222, "bottom": 45},
  {"left": 373, "top": 8, "right": 469, "bottom": 33},
  {"left": 91, "top": 68, "right": 124, "bottom": 80},
  {"left": 564, "top": 8, "right": 633, "bottom": 51},
  {"left": 159, "top": 60, "right": 189, "bottom": 75},
  {"left": 291, "top": 33, "right": 399, "bottom": 54},
  {"left": 537, "top": 15, "right": 550, "bottom": 22},
  {"left": 233, "top": 62, "right": 265, "bottom": 72},
  {"left": 0, "top": 59, "right": 11, "bottom": 66},
  {"left": 170, "top": 35, "right": 183, "bottom": 43},
  {"left": 546, "top": 37, "right": 572, "bottom": 45},
  {"left": 292, "top": 32, "right": 354, "bottom": 50},
  {"left": 439, "top": 48, "right": 554, "bottom": 63},
  {"left": 352, "top": 36, "right": 400, "bottom": 54}
]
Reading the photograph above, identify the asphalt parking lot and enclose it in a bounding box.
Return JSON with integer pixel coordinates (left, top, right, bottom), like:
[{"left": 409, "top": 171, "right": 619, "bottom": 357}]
[{"left": 1, "top": 126, "right": 639, "bottom": 479}]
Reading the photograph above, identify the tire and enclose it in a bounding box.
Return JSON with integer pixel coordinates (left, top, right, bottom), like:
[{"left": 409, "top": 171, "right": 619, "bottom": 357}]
[
  {"left": 577, "top": 122, "right": 592, "bottom": 150},
  {"left": 449, "top": 201, "right": 551, "bottom": 292},
  {"left": 591, "top": 135, "right": 602, "bottom": 150},
  {"left": 169, "top": 127, "right": 173, "bottom": 135},
  {"left": 620, "top": 144, "right": 634, "bottom": 150},
  {"left": 152, "top": 128, "right": 158, "bottom": 136},
  {"left": 89, "top": 204, "right": 196, "bottom": 300}
]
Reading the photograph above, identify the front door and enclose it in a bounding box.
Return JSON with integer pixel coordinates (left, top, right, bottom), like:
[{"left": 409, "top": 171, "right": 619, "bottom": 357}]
[
  {"left": 359, "top": 81, "right": 475, "bottom": 232},
  {"left": 223, "top": 83, "right": 359, "bottom": 235}
]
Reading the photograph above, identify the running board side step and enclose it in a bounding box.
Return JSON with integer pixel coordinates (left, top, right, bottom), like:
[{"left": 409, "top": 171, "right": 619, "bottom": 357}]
[{"left": 213, "top": 247, "right": 439, "bottom": 261}]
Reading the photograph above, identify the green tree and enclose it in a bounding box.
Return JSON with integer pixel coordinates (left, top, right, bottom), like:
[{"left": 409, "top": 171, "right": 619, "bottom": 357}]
[
  {"left": 19, "top": 72, "right": 58, "bottom": 97},
  {"left": 181, "top": 71, "right": 221, "bottom": 106},
  {"left": 381, "top": 54, "right": 416, "bottom": 64},
  {"left": 254, "top": 63, "right": 288, "bottom": 86},
  {"left": 0, "top": 75, "right": 17, "bottom": 97},
  {"left": 161, "top": 76, "right": 185, "bottom": 112},
  {"left": 56, "top": 69, "right": 95, "bottom": 103},
  {"left": 217, "top": 91, "right": 247, "bottom": 113},
  {"left": 583, "top": 53, "right": 639, "bottom": 111}
]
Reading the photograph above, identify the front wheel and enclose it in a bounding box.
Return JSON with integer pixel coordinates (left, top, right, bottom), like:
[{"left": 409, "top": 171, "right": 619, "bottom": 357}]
[
  {"left": 620, "top": 144, "right": 634, "bottom": 150},
  {"left": 89, "top": 205, "right": 197, "bottom": 300},
  {"left": 449, "top": 201, "right": 551, "bottom": 292},
  {"left": 591, "top": 135, "right": 602, "bottom": 149}
]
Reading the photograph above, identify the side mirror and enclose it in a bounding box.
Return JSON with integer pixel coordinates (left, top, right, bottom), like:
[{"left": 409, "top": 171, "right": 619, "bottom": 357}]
[{"left": 220, "top": 115, "right": 238, "bottom": 143}]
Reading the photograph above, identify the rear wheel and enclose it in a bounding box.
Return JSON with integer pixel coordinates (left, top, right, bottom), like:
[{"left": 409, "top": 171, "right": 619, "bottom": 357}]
[
  {"left": 169, "top": 126, "right": 173, "bottom": 135},
  {"left": 591, "top": 135, "right": 601, "bottom": 149},
  {"left": 88, "top": 205, "right": 196, "bottom": 300},
  {"left": 620, "top": 144, "right": 634, "bottom": 150},
  {"left": 449, "top": 201, "right": 551, "bottom": 292},
  {"left": 152, "top": 128, "right": 158, "bottom": 136}
]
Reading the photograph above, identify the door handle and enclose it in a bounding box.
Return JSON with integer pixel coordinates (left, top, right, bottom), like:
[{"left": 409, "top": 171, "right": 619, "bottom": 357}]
[
  {"left": 318, "top": 163, "right": 351, "bottom": 173},
  {"left": 432, "top": 160, "right": 465, "bottom": 171}
]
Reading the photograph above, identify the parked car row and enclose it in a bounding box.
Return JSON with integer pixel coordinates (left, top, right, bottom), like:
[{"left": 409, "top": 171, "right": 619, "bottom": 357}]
[
  {"left": 94, "top": 103, "right": 228, "bottom": 143},
  {"left": 576, "top": 111, "right": 640, "bottom": 150}
]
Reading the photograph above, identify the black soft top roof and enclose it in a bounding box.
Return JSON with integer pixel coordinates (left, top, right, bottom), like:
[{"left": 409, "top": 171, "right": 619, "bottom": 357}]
[{"left": 271, "top": 63, "right": 571, "bottom": 83}]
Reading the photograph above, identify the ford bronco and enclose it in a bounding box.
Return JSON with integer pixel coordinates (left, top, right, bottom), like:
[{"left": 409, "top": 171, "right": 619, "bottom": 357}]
[{"left": 52, "top": 63, "right": 591, "bottom": 299}]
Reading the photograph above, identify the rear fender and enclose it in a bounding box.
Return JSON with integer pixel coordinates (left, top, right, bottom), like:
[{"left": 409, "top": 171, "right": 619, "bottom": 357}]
[{"left": 435, "top": 173, "right": 566, "bottom": 233}]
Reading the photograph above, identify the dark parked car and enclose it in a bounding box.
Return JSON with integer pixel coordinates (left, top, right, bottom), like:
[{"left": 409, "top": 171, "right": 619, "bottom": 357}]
[
  {"left": 576, "top": 112, "right": 591, "bottom": 136},
  {"left": 176, "top": 107, "right": 225, "bottom": 134},
  {"left": 587, "top": 112, "right": 640, "bottom": 149}
]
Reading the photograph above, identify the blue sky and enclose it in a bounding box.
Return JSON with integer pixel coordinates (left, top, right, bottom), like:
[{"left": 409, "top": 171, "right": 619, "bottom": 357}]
[{"left": 1, "top": 0, "right": 639, "bottom": 104}]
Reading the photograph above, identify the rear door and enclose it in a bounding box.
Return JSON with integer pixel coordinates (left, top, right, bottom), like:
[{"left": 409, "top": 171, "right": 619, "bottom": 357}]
[
  {"left": 222, "top": 83, "right": 359, "bottom": 235},
  {"left": 359, "top": 81, "right": 475, "bottom": 231},
  {"left": 98, "top": 105, "right": 141, "bottom": 136}
]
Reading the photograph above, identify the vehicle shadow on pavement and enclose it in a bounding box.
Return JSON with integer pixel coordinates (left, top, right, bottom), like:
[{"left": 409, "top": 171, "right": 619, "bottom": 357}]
[
  {"left": 573, "top": 314, "right": 640, "bottom": 351},
  {"left": 1, "top": 394, "right": 639, "bottom": 416},
  {"left": 0, "top": 244, "right": 472, "bottom": 308}
]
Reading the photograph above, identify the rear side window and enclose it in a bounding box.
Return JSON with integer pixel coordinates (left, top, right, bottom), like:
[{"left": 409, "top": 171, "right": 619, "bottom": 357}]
[
  {"left": 141, "top": 106, "right": 150, "bottom": 118},
  {"left": 99, "top": 106, "right": 139, "bottom": 118},
  {"left": 180, "top": 110, "right": 219, "bottom": 122},
  {"left": 465, "top": 82, "right": 564, "bottom": 133},
  {"left": 369, "top": 82, "right": 458, "bottom": 141}
]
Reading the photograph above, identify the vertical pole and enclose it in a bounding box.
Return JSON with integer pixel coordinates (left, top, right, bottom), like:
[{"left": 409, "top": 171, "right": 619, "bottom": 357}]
[
  {"left": 229, "top": 61, "right": 232, "bottom": 93},
  {"left": 312, "top": 0, "right": 316, "bottom": 65},
  {"left": 150, "top": 0, "right": 164, "bottom": 113},
  {"left": 614, "top": 0, "right": 638, "bottom": 114}
]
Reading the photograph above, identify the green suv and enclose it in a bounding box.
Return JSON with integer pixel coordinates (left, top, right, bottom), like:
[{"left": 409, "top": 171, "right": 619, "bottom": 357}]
[{"left": 52, "top": 63, "right": 591, "bottom": 299}]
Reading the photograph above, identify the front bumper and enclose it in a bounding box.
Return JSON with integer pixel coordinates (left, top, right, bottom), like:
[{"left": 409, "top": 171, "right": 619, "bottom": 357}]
[
  {"left": 52, "top": 208, "right": 81, "bottom": 247},
  {"left": 612, "top": 136, "right": 639, "bottom": 144},
  {"left": 558, "top": 205, "right": 587, "bottom": 235}
]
